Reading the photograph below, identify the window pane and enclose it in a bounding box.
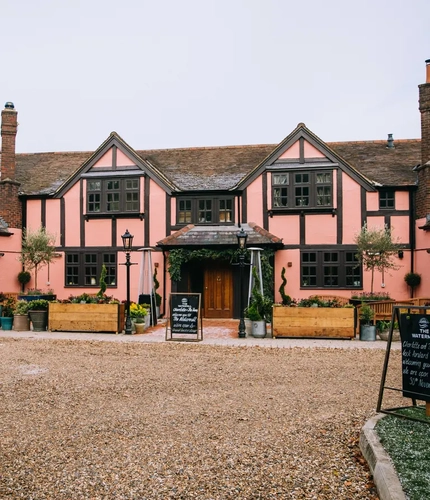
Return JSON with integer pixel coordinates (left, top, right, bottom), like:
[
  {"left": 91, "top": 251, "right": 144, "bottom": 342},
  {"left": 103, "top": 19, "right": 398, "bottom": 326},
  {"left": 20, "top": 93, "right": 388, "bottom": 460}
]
[
  {"left": 103, "top": 254, "right": 117, "bottom": 286},
  {"left": 85, "top": 254, "right": 98, "bottom": 285},
  {"left": 88, "top": 181, "right": 101, "bottom": 191},
  {"left": 273, "top": 187, "right": 288, "bottom": 207},
  {"left": 107, "top": 192, "right": 120, "bottom": 212},
  {"left": 324, "top": 266, "right": 338, "bottom": 286},
  {"left": 125, "top": 179, "right": 139, "bottom": 190},
  {"left": 125, "top": 192, "right": 139, "bottom": 211},
  {"left": 302, "top": 266, "right": 317, "bottom": 286},
  {"left": 273, "top": 173, "right": 289, "bottom": 185},
  {"left": 66, "top": 253, "right": 80, "bottom": 285},
  {"left": 219, "top": 199, "right": 232, "bottom": 222},
  {"left": 316, "top": 186, "right": 331, "bottom": 206},
  {"left": 295, "top": 186, "right": 309, "bottom": 206},
  {"left": 107, "top": 180, "right": 120, "bottom": 190},
  {"left": 198, "top": 199, "right": 212, "bottom": 222}
]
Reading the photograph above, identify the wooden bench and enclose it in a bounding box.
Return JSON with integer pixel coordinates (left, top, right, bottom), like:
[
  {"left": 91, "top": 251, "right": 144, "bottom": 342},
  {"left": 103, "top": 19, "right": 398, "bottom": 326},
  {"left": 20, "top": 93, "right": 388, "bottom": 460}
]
[{"left": 356, "top": 298, "right": 430, "bottom": 325}]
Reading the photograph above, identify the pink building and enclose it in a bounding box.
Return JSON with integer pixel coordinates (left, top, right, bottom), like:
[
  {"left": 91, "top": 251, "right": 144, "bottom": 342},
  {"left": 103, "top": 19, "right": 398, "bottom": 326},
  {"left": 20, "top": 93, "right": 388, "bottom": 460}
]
[{"left": 1, "top": 60, "right": 430, "bottom": 319}]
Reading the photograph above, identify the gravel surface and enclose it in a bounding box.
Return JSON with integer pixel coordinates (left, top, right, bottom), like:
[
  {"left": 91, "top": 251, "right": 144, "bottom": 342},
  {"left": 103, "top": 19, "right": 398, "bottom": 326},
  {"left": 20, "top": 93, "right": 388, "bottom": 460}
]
[{"left": 0, "top": 338, "right": 402, "bottom": 499}]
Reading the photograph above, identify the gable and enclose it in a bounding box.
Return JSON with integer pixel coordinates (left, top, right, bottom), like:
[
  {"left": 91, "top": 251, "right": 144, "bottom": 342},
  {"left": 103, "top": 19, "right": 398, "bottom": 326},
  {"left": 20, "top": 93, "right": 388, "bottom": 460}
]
[
  {"left": 55, "top": 132, "right": 176, "bottom": 198},
  {"left": 237, "top": 123, "right": 376, "bottom": 191}
]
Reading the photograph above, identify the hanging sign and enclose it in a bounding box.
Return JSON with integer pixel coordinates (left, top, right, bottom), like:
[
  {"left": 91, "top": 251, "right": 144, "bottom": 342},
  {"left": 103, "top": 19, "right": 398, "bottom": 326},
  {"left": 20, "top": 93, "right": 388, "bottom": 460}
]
[{"left": 400, "top": 314, "right": 430, "bottom": 402}]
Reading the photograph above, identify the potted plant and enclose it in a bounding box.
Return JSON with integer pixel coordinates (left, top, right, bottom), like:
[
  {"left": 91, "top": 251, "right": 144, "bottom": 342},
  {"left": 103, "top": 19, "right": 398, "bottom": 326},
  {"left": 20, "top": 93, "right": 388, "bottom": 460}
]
[
  {"left": 0, "top": 291, "right": 6, "bottom": 317},
  {"left": 19, "top": 227, "right": 57, "bottom": 292},
  {"left": 359, "top": 302, "right": 376, "bottom": 341},
  {"left": 17, "top": 270, "right": 31, "bottom": 292},
  {"left": 13, "top": 300, "right": 30, "bottom": 331},
  {"left": 279, "top": 267, "right": 292, "bottom": 305},
  {"left": 354, "top": 222, "right": 400, "bottom": 294},
  {"left": 376, "top": 319, "right": 400, "bottom": 342},
  {"left": 130, "top": 302, "right": 148, "bottom": 334},
  {"left": 404, "top": 272, "right": 421, "bottom": 298},
  {"left": 28, "top": 299, "right": 49, "bottom": 332},
  {"left": 1, "top": 296, "right": 16, "bottom": 330}
]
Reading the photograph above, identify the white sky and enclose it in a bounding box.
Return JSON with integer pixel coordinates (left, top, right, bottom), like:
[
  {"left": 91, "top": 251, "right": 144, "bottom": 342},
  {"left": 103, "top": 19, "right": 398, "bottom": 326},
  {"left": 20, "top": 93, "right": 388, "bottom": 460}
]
[{"left": 1, "top": 0, "right": 429, "bottom": 153}]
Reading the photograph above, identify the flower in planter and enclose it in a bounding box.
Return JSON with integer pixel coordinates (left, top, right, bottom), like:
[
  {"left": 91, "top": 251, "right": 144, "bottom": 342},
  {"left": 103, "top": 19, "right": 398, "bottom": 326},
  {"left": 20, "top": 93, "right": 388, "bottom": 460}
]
[
  {"left": 14, "top": 300, "right": 30, "bottom": 316},
  {"left": 3, "top": 297, "right": 17, "bottom": 317},
  {"left": 130, "top": 302, "right": 148, "bottom": 322}
]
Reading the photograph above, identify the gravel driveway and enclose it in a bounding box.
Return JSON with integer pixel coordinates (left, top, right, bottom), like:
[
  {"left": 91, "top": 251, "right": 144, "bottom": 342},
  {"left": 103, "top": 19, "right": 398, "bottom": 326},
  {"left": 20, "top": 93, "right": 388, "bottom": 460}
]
[{"left": 1, "top": 338, "right": 400, "bottom": 499}]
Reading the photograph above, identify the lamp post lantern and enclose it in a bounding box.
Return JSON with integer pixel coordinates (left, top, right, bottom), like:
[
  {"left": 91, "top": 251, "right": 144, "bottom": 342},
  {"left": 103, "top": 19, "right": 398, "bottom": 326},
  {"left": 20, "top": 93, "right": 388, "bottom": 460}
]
[
  {"left": 121, "top": 229, "right": 134, "bottom": 335},
  {"left": 236, "top": 227, "right": 248, "bottom": 338}
]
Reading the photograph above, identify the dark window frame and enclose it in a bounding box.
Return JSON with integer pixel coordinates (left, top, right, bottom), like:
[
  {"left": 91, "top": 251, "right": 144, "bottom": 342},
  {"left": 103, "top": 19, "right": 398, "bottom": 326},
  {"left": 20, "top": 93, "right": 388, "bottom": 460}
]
[
  {"left": 86, "top": 178, "right": 140, "bottom": 214},
  {"left": 176, "top": 196, "right": 235, "bottom": 225},
  {"left": 272, "top": 170, "right": 333, "bottom": 209},
  {"left": 379, "top": 189, "right": 395, "bottom": 209},
  {"left": 301, "top": 250, "right": 362, "bottom": 289},
  {"left": 66, "top": 252, "right": 118, "bottom": 287}
]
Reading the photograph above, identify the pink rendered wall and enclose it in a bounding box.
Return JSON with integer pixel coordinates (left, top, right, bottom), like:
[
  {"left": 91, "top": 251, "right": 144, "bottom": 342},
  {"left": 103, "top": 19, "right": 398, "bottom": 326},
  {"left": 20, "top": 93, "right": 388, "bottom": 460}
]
[
  {"left": 342, "top": 174, "right": 362, "bottom": 244},
  {"left": 391, "top": 216, "right": 409, "bottom": 244},
  {"left": 116, "top": 149, "right": 136, "bottom": 167},
  {"left": 45, "top": 199, "right": 61, "bottom": 246},
  {"left": 86, "top": 219, "right": 112, "bottom": 246},
  {"left": 279, "top": 141, "right": 300, "bottom": 159},
  {"left": 366, "top": 217, "right": 385, "bottom": 230},
  {"left": 303, "top": 140, "right": 325, "bottom": 158},
  {"left": 269, "top": 216, "right": 300, "bottom": 245},
  {"left": 305, "top": 215, "right": 336, "bottom": 244},
  {"left": 396, "top": 191, "right": 409, "bottom": 210},
  {"left": 64, "top": 183, "right": 81, "bottom": 247},
  {"left": 26, "top": 200, "right": 42, "bottom": 230},
  {"left": 171, "top": 197, "right": 177, "bottom": 226},
  {"left": 93, "top": 149, "right": 113, "bottom": 167},
  {"left": 149, "top": 181, "right": 166, "bottom": 246},
  {"left": 367, "top": 192, "right": 379, "bottom": 211},
  {"left": 0, "top": 229, "right": 22, "bottom": 293},
  {"left": 246, "top": 177, "right": 263, "bottom": 226},
  {"left": 116, "top": 220, "right": 144, "bottom": 248}
]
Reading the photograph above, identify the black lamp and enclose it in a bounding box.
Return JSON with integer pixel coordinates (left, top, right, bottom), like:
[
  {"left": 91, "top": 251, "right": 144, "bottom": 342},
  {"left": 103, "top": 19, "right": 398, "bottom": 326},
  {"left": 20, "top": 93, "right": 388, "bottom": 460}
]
[
  {"left": 236, "top": 227, "right": 248, "bottom": 338},
  {"left": 121, "top": 229, "right": 134, "bottom": 335}
]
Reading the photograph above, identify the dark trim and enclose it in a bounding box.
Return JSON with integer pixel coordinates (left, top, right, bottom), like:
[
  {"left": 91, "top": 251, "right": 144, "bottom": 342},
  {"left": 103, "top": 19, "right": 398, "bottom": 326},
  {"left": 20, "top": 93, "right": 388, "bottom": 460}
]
[
  {"left": 280, "top": 244, "right": 359, "bottom": 250},
  {"left": 80, "top": 179, "right": 85, "bottom": 247},
  {"left": 165, "top": 193, "right": 171, "bottom": 237},
  {"left": 242, "top": 189, "right": 247, "bottom": 222},
  {"left": 41, "top": 199, "right": 46, "bottom": 227},
  {"left": 112, "top": 219, "right": 116, "bottom": 247},
  {"left": 112, "top": 145, "right": 117, "bottom": 170},
  {"left": 361, "top": 187, "right": 366, "bottom": 225},
  {"left": 409, "top": 190, "right": 416, "bottom": 274},
  {"left": 268, "top": 207, "right": 335, "bottom": 216},
  {"left": 384, "top": 215, "right": 391, "bottom": 228},
  {"left": 144, "top": 175, "right": 150, "bottom": 246},
  {"left": 299, "top": 137, "right": 304, "bottom": 164},
  {"left": 21, "top": 198, "right": 27, "bottom": 233},
  {"left": 262, "top": 172, "right": 268, "bottom": 229},
  {"left": 367, "top": 210, "right": 410, "bottom": 217},
  {"left": 60, "top": 198, "right": 65, "bottom": 247},
  {"left": 84, "top": 213, "right": 144, "bottom": 221},
  {"left": 336, "top": 168, "right": 343, "bottom": 244},
  {"left": 300, "top": 213, "right": 305, "bottom": 245}
]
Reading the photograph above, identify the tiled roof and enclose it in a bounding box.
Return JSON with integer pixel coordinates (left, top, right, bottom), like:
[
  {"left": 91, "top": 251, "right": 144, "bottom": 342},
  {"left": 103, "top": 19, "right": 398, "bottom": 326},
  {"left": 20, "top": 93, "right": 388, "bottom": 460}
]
[
  {"left": 157, "top": 223, "right": 283, "bottom": 248},
  {"left": 12, "top": 138, "right": 421, "bottom": 195}
]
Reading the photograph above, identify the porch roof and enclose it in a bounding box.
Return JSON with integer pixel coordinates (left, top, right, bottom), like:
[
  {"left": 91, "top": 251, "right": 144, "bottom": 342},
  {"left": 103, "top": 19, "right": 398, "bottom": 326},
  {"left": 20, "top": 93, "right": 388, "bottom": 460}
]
[{"left": 156, "top": 222, "right": 283, "bottom": 248}]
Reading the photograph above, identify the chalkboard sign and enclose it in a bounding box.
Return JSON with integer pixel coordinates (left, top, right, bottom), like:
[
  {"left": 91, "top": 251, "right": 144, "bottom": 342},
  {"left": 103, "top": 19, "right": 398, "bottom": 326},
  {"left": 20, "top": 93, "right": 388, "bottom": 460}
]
[
  {"left": 400, "top": 314, "right": 430, "bottom": 402},
  {"left": 167, "top": 293, "right": 202, "bottom": 341}
]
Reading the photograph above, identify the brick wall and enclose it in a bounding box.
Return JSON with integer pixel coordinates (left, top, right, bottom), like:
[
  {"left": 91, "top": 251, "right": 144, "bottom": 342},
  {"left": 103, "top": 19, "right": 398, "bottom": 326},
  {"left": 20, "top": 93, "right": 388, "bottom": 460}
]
[
  {"left": 0, "top": 180, "right": 22, "bottom": 229},
  {"left": 417, "top": 77, "right": 430, "bottom": 219}
]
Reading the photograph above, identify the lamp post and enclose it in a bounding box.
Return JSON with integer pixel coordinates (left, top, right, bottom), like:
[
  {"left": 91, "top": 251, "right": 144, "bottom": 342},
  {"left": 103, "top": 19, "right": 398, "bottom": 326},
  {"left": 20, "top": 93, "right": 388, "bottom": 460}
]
[
  {"left": 236, "top": 227, "right": 248, "bottom": 338},
  {"left": 121, "top": 229, "right": 134, "bottom": 335}
]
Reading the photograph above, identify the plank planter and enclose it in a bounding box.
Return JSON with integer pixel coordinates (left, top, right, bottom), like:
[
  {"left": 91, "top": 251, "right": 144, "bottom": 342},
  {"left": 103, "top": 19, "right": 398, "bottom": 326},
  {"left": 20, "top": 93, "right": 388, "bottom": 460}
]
[
  {"left": 48, "top": 303, "right": 125, "bottom": 333},
  {"left": 272, "top": 306, "right": 355, "bottom": 339}
]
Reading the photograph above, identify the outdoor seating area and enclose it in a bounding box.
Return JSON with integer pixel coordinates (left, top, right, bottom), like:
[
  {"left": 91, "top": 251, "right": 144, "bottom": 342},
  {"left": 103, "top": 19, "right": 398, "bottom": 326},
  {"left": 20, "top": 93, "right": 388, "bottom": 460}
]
[{"left": 355, "top": 297, "right": 430, "bottom": 324}]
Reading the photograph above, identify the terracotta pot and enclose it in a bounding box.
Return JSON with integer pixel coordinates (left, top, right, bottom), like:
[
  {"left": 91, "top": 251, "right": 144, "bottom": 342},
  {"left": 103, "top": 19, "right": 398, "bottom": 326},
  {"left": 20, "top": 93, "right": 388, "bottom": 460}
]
[{"left": 13, "top": 314, "right": 30, "bottom": 331}]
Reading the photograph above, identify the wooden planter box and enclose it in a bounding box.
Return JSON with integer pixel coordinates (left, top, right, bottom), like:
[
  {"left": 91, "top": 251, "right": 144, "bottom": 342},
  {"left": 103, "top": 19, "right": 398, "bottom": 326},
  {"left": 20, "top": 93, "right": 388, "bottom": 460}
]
[
  {"left": 272, "top": 306, "right": 355, "bottom": 339},
  {"left": 48, "top": 303, "right": 125, "bottom": 333}
]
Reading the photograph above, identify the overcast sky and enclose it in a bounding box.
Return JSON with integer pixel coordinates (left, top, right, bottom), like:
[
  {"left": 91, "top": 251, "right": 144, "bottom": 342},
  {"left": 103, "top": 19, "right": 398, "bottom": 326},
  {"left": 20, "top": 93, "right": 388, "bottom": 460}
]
[{"left": 1, "top": 0, "right": 429, "bottom": 154}]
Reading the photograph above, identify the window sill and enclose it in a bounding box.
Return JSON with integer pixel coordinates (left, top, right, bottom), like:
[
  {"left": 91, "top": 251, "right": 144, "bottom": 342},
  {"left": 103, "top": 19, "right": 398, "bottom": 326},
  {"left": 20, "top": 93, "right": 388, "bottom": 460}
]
[
  {"left": 269, "top": 207, "right": 334, "bottom": 216},
  {"left": 84, "top": 213, "right": 144, "bottom": 221}
]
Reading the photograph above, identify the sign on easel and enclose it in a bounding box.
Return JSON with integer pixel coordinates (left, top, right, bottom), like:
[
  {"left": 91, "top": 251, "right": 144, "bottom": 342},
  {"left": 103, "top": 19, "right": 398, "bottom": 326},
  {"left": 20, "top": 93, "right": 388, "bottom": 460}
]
[
  {"left": 400, "top": 313, "right": 430, "bottom": 402},
  {"left": 166, "top": 293, "right": 203, "bottom": 342}
]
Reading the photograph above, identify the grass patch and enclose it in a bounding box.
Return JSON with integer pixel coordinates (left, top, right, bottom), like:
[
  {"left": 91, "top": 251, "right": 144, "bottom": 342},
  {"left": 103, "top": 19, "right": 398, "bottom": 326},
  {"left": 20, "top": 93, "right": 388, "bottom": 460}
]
[{"left": 376, "top": 406, "right": 430, "bottom": 500}]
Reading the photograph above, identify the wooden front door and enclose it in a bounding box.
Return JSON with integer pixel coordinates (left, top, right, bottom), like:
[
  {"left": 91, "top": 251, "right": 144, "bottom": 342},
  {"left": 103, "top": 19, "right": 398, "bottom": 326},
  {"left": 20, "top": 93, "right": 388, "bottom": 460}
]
[{"left": 204, "top": 263, "right": 233, "bottom": 318}]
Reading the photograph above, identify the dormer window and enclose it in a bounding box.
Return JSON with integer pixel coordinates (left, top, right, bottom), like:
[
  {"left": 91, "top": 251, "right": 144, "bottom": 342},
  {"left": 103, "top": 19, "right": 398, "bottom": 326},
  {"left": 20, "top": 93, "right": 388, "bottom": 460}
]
[
  {"left": 176, "top": 196, "right": 234, "bottom": 225},
  {"left": 272, "top": 171, "right": 332, "bottom": 209},
  {"left": 86, "top": 178, "right": 140, "bottom": 214}
]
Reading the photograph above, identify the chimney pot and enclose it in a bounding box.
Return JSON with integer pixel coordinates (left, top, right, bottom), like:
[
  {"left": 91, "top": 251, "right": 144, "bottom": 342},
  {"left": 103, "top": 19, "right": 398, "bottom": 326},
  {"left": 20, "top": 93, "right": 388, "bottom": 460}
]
[
  {"left": 4, "top": 102, "right": 14, "bottom": 110},
  {"left": 426, "top": 59, "right": 430, "bottom": 84},
  {"left": 387, "top": 133, "right": 394, "bottom": 149}
]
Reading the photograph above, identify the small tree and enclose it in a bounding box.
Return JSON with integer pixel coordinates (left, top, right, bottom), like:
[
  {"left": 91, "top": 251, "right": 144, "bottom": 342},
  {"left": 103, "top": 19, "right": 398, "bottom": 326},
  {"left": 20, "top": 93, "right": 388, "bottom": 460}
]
[
  {"left": 20, "top": 227, "right": 56, "bottom": 291},
  {"left": 354, "top": 223, "right": 400, "bottom": 294},
  {"left": 97, "top": 264, "right": 107, "bottom": 298}
]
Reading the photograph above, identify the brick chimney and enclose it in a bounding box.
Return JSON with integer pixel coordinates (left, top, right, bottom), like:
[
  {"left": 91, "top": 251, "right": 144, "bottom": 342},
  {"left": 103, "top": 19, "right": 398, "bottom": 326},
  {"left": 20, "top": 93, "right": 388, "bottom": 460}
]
[
  {"left": 417, "top": 60, "right": 430, "bottom": 220},
  {"left": 1, "top": 102, "right": 18, "bottom": 180},
  {"left": 0, "top": 101, "right": 22, "bottom": 229}
]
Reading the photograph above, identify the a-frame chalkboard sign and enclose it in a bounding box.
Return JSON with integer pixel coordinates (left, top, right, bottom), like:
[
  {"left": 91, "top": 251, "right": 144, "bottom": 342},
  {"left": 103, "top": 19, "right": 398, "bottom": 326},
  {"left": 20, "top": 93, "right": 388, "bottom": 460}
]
[
  {"left": 377, "top": 305, "right": 430, "bottom": 424},
  {"left": 166, "top": 293, "right": 203, "bottom": 342}
]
